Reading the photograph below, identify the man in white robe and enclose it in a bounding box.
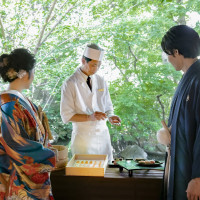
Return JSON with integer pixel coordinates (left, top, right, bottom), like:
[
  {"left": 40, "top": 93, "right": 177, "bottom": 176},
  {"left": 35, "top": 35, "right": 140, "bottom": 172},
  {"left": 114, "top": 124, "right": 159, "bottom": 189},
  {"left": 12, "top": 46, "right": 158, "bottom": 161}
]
[{"left": 60, "top": 43, "right": 121, "bottom": 162}]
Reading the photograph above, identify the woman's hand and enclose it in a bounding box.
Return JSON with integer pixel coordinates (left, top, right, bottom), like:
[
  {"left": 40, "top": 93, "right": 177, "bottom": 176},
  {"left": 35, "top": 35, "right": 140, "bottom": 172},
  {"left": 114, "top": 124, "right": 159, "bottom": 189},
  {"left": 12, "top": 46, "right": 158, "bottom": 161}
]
[{"left": 186, "top": 178, "right": 200, "bottom": 200}]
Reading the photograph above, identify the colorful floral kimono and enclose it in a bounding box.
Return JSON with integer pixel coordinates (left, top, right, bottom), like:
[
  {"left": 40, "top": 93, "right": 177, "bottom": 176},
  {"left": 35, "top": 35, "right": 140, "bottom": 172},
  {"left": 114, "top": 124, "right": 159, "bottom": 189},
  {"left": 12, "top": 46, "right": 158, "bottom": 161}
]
[{"left": 0, "top": 90, "right": 56, "bottom": 200}]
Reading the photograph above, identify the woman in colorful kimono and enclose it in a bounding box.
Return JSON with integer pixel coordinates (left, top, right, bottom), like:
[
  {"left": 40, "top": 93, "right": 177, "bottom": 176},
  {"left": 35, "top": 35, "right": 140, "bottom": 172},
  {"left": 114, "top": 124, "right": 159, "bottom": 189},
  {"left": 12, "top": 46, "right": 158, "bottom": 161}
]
[
  {"left": 159, "top": 25, "right": 200, "bottom": 200},
  {"left": 0, "top": 48, "right": 56, "bottom": 200}
]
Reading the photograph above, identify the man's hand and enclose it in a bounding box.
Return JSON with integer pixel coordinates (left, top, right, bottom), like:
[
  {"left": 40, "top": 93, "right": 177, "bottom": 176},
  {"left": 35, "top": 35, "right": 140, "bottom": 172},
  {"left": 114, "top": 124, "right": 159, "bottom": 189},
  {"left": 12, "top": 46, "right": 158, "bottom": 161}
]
[
  {"left": 186, "top": 178, "right": 200, "bottom": 200},
  {"left": 89, "top": 111, "right": 107, "bottom": 121},
  {"left": 109, "top": 115, "right": 121, "bottom": 126}
]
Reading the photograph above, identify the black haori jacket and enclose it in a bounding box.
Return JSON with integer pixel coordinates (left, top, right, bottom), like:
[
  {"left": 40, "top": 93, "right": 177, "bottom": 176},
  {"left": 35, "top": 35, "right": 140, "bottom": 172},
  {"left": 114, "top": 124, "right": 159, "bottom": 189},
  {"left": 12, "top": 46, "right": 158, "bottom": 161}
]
[{"left": 166, "top": 60, "right": 200, "bottom": 200}]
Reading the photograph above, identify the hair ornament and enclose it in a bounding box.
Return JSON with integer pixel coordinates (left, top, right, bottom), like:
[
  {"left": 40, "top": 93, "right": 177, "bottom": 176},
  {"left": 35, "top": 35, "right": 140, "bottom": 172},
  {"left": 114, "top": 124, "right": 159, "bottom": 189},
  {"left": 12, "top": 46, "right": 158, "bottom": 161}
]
[
  {"left": 17, "top": 70, "right": 27, "bottom": 79},
  {"left": 6, "top": 68, "right": 18, "bottom": 80}
]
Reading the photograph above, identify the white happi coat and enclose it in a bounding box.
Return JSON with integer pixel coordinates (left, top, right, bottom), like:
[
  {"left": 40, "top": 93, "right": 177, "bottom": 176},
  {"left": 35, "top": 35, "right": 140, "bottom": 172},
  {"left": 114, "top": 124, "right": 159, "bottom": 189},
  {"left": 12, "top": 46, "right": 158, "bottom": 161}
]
[{"left": 60, "top": 68, "right": 114, "bottom": 162}]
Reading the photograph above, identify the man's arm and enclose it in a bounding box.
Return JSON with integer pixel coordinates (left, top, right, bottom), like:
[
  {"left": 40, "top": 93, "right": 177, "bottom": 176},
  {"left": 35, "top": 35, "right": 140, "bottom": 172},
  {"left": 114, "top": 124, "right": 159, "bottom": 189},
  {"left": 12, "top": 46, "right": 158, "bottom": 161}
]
[
  {"left": 69, "top": 112, "right": 107, "bottom": 122},
  {"left": 60, "top": 80, "right": 76, "bottom": 123}
]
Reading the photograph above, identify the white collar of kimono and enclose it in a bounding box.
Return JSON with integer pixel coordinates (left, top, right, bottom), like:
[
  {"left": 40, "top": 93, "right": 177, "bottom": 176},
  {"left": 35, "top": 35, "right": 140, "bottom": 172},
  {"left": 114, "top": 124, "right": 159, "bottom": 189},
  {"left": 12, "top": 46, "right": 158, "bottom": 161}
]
[
  {"left": 2, "top": 90, "right": 32, "bottom": 108},
  {"left": 83, "top": 46, "right": 104, "bottom": 61}
]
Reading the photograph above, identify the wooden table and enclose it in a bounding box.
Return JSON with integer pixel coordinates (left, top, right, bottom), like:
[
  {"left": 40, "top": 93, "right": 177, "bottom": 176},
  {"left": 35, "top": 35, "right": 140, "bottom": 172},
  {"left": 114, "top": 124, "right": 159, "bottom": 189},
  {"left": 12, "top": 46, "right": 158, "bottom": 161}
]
[{"left": 50, "top": 167, "right": 163, "bottom": 200}]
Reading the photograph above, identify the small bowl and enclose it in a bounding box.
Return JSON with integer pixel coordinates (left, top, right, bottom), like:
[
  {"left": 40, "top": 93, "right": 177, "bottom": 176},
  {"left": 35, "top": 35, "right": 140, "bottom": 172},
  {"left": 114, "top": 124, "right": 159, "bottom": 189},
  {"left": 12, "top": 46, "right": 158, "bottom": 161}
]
[{"left": 51, "top": 145, "right": 68, "bottom": 170}]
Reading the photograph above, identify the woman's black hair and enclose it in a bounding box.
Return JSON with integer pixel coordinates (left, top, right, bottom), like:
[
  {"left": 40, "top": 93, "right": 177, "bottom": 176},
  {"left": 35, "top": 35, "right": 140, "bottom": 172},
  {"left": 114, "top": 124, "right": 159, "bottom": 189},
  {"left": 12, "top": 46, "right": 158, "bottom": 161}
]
[
  {"left": 161, "top": 25, "right": 200, "bottom": 58},
  {"left": 0, "top": 48, "right": 36, "bottom": 82}
]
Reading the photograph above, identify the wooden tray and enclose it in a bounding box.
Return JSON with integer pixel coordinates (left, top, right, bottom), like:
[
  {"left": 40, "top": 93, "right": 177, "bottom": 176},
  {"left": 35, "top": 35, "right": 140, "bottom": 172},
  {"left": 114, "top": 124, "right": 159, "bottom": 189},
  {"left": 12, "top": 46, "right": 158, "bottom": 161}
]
[{"left": 65, "top": 154, "right": 108, "bottom": 177}]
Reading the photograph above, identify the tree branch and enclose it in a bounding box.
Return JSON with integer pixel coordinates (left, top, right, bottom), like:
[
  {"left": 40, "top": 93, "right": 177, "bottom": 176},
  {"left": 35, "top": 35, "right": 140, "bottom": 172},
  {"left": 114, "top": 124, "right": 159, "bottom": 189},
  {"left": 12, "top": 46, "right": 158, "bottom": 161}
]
[
  {"left": 0, "top": 16, "right": 8, "bottom": 52},
  {"left": 40, "top": 4, "right": 77, "bottom": 45},
  {"left": 34, "top": 0, "right": 58, "bottom": 54},
  {"left": 24, "top": 6, "right": 43, "bottom": 38},
  {"left": 113, "top": 56, "right": 129, "bottom": 82},
  {"left": 49, "top": 0, "right": 69, "bottom": 22},
  {"left": 174, "top": 0, "right": 186, "bottom": 25},
  {"left": 36, "top": 38, "right": 70, "bottom": 67},
  {"left": 128, "top": 44, "right": 137, "bottom": 71},
  {"left": 156, "top": 94, "right": 165, "bottom": 121},
  {"left": 43, "top": 77, "right": 61, "bottom": 111},
  {"left": 177, "top": 16, "right": 186, "bottom": 25}
]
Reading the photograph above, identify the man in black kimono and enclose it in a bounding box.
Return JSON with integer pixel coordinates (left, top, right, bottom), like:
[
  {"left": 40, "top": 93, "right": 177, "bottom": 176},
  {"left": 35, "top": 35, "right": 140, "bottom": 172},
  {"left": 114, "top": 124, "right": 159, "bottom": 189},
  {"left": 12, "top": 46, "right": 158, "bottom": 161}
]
[{"left": 161, "top": 25, "right": 200, "bottom": 200}]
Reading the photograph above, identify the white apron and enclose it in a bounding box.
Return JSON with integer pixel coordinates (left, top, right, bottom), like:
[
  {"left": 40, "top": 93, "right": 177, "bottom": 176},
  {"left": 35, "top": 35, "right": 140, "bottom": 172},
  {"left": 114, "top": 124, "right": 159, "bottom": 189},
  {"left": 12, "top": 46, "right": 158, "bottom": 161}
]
[{"left": 71, "top": 120, "right": 113, "bottom": 163}]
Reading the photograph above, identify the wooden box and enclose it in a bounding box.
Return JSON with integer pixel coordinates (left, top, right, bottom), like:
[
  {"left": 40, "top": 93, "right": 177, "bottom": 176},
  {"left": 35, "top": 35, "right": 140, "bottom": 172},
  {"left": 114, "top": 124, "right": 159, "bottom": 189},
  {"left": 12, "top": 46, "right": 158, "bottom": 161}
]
[{"left": 65, "top": 154, "right": 108, "bottom": 177}]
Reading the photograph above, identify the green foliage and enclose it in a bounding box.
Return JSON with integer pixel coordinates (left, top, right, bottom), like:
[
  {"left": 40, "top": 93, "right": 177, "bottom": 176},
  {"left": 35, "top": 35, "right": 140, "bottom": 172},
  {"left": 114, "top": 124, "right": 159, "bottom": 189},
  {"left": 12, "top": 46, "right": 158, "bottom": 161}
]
[{"left": 0, "top": 0, "right": 198, "bottom": 154}]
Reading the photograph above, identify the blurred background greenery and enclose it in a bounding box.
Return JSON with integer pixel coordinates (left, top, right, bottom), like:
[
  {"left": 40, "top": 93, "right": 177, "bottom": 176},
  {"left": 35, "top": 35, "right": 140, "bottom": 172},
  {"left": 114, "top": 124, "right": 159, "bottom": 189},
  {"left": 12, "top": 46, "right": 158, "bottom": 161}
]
[{"left": 0, "top": 0, "right": 199, "bottom": 159}]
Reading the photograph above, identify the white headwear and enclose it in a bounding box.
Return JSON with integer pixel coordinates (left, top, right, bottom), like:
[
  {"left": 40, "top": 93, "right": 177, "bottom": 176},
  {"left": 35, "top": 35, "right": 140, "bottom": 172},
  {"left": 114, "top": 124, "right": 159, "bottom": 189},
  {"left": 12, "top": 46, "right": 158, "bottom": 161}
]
[{"left": 83, "top": 46, "right": 104, "bottom": 61}]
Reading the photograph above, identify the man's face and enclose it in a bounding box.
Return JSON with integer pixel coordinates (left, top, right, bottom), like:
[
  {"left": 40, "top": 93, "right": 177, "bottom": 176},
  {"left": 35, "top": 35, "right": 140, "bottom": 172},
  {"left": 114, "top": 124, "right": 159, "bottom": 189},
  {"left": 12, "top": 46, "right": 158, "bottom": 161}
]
[
  {"left": 82, "top": 58, "right": 101, "bottom": 76},
  {"left": 167, "top": 50, "right": 183, "bottom": 71}
]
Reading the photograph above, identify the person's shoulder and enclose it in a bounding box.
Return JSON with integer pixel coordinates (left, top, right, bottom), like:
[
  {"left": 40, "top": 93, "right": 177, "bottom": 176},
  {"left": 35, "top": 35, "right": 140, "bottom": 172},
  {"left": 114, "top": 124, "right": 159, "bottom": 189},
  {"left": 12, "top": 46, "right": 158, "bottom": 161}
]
[
  {"left": 94, "top": 73, "right": 105, "bottom": 82},
  {"left": 193, "top": 66, "right": 200, "bottom": 81},
  {"left": 0, "top": 93, "right": 18, "bottom": 106},
  {"left": 0, "top": 94, "right": 20, "bottom": 115},
  {"left": 62, "top": 70, "right": 78, "bottom": 86},
  {"left": 193, "top": 60, "right": 200, "bottom": 75},
  {"left": 190, "top": 69, "right": 200, "bottom": 91},
  {"left": 63, "top": 74, "right": 75, "bottom": 84},
  {"left": 67, "top": 70, "right": 78, "bottom": 80}
]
